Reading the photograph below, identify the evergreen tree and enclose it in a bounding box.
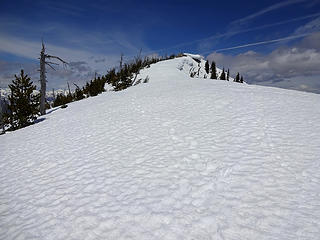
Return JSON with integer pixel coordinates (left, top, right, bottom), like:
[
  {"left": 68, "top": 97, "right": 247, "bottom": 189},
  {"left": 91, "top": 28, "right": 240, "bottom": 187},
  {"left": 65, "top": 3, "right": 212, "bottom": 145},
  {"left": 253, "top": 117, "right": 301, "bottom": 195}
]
[
  {"left": 210, "top": 61, "right": 217, "bottom": 79},
  {"left": 234, "top": 72, "right": 240, "bottom": 82},
  {"left": 220, "top": 67, "right": 226, "bottom": 80},
  {"left": 74, "top": 84, "right": 85, "bottom": 101},
  {"left": 4, "top": 70, "right": 40, "bottom": 130},
  {"left": 53, "top": 93, "right": 73, "bottom": 107},
  {"left": 83, "top": 82, "right": 90, "bottom": 96},
  {"left": 240, "top": 75, "right": 244, "bottom": 83},
  {"left": 81, "top": 54, "right": 174, "bottom": 95},
  {"left": 205, "top": 60, "right": 210, "bottom": 74},
  {"left": 227, "top": 69, "right": 230, "bottom": 81}
]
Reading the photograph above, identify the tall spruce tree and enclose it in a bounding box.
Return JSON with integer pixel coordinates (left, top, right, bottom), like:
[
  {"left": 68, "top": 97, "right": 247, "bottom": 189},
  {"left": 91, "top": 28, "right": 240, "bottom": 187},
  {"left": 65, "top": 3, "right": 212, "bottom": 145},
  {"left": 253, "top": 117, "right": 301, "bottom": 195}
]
[
  {"left": 227, "top": 69, "right": 230, "bottom": 81},
  {"left": 210, "top": 61, "right": 217, "bottom": 79},
  {"left": 240, "top": 75, "right": 244, "bottom": 83},
  {"left": 220, "top": 67, "right": 226, "bottom": 80},
  {"left": 205, "top": 60, "right": 210, "bottom": 74},
  {"left": 4, "top": 70, "right": 40, "bottom": 130}
]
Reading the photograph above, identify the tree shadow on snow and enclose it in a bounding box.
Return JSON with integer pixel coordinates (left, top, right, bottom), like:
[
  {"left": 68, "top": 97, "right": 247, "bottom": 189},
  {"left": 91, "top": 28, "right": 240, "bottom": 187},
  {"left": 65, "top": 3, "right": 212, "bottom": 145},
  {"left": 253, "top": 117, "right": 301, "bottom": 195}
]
[
  {"left": 46, "top": 108, "right": 60, "bottom": 115},
  {"left": 34, "top": 117, "right": 46, "bottom": 124}
]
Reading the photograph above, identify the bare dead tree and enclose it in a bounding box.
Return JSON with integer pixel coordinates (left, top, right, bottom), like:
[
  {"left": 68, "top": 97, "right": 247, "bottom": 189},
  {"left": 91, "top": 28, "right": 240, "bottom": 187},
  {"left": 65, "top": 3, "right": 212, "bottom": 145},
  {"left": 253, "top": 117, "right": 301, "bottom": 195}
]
[
  {"left": 67, "top": 82, "right": 71, "bottom": 96},
  {"left": 39, "top": 41, "right": 68, "bottom": 115},
  {"left": 120, "top": 53, "right": 124, "bottom": 70}
]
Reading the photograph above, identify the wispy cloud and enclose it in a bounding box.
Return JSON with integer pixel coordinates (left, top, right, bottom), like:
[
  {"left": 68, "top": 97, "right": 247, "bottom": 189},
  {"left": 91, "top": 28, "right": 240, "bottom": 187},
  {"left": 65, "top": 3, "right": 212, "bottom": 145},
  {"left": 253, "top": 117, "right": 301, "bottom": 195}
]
[
  {"left": 204, "top": 33, "right": 311, "bottom": 54},
  {"left": 230, "top": 0, "right": 310, "bottom": 27},
  {"left": 33, "top": 0, "right": 87, "bottom": 16},
  {"left": 294, "top": 16, "right": 320, "bottom": 34},
  {"left": 0, "top": 34, "right": 94, "bottom": 61},
  {"left": 141, "top": 12, "right": 320, "bottom": 56},
  {"left": 0, "top": 60, "right": 38, "bottom": 89}
]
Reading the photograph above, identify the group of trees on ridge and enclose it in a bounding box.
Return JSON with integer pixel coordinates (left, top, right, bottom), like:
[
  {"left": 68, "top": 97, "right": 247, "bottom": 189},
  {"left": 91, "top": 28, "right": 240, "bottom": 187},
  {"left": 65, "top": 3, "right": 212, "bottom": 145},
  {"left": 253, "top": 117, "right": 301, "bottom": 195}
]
[
  {"left": 51, "top": 53, "right": 180, "bottom": 108},
  {"left": 203, "top": 60, "right": 244, "bottom": 83}
]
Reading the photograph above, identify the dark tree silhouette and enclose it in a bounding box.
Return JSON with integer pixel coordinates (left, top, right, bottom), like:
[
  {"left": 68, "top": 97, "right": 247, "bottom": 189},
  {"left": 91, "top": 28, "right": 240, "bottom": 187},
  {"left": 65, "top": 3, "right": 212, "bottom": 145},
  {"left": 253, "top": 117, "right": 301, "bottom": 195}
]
[
  {"left": 220, "top": 68, "right": 226, "bottom": 80},
  {"left": 210, "top": 61, "right": 217, "bottom": 79},
  {"left": 4, "top": 70, "right": 40, "bottom": 130},
  {"left": 205, "top": 60, "right": 210, "bottom": 74},
  {"left": 234, "top": 72, "right": 240, "bottom": 82}
]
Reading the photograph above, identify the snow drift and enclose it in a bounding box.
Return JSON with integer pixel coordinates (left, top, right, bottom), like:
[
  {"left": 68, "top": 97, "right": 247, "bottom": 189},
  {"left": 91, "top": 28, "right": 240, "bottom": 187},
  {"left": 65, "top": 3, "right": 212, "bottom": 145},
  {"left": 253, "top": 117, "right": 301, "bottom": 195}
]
[{"left": 0, "top": 55, "right": 320, "bottom": 239}]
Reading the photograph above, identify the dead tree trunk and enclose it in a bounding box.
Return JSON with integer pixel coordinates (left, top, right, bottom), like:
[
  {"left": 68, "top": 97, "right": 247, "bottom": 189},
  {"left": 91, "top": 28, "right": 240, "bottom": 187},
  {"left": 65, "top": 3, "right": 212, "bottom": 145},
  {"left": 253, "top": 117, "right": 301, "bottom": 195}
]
[
  {"left": 120, "top": 53, "right": 124, "bottom": 70},
  {"left": 67, "top": 82, "right": 71, "bottom": 96},
  {"left": 39, "top": 41, "right": 68, "bottom": 115},
  {"left": 40, "top": 44, "right": 46, "bottom": 115}
]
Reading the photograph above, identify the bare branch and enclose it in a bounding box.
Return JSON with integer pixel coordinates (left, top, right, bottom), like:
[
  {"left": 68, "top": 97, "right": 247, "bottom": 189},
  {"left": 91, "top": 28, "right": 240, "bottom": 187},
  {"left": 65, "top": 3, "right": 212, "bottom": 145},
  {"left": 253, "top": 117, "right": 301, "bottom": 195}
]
[
  {"left": 45, "top": 61, "right": 59, "bottom": 65},
  {"left": 73, "top": 83, "right": 80, "bottom": 89},
  {"left": 45, "top": 54, "right": 68, "bottom": 65},
  {"left": 46, "top": 63, "right": 56, "bottom": 71}
]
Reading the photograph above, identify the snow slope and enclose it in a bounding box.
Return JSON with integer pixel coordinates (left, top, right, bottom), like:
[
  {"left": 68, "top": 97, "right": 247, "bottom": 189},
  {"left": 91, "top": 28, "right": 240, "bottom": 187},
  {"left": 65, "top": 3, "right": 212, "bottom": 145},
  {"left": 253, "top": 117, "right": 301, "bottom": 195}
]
[{"left": 1, "top": 56, "right": 320, "bottom": 239}]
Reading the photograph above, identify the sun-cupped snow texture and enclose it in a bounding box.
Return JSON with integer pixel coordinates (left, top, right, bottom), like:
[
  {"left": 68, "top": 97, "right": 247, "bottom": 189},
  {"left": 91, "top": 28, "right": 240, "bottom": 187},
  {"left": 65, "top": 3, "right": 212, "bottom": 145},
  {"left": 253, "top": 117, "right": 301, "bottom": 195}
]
[{"left": 0, "top": 56, "right": 320, "bottom": 240}]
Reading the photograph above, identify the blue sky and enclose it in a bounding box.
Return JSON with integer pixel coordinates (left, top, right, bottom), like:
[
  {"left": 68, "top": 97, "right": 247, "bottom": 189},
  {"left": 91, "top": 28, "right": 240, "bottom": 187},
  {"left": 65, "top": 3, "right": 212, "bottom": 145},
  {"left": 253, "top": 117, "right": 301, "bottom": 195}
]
[{"left": 0, "top": 0, "right": 320, "bottom": 93}]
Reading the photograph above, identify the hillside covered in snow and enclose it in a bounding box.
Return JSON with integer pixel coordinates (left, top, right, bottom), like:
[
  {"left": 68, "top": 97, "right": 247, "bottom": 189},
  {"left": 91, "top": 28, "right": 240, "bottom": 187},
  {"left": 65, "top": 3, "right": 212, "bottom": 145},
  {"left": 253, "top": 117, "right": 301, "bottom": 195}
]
[{"left": 1, "top": 55, "right": 320, "bottom": 239}]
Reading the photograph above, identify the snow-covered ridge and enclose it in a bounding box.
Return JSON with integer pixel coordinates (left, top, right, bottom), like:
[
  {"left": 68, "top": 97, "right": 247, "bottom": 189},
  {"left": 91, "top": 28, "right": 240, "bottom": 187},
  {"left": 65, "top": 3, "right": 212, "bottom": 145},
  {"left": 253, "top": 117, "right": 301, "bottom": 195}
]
[
  {"left": 0, "top": 56, "right": 320, "bottom": 239},
  {"left": 134, "top": 54, "right": 234, "bottom": 85},
  {"left": 183, "top": 53, "right": 204, "bottom": 61}
]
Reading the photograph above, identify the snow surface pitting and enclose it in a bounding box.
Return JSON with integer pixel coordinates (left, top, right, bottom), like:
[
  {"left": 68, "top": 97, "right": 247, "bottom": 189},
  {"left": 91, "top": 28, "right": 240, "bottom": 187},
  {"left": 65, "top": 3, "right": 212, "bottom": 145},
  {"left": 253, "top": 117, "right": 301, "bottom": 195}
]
[{"left": 1, "top": 56, "right": 320, "bottom": 239}]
